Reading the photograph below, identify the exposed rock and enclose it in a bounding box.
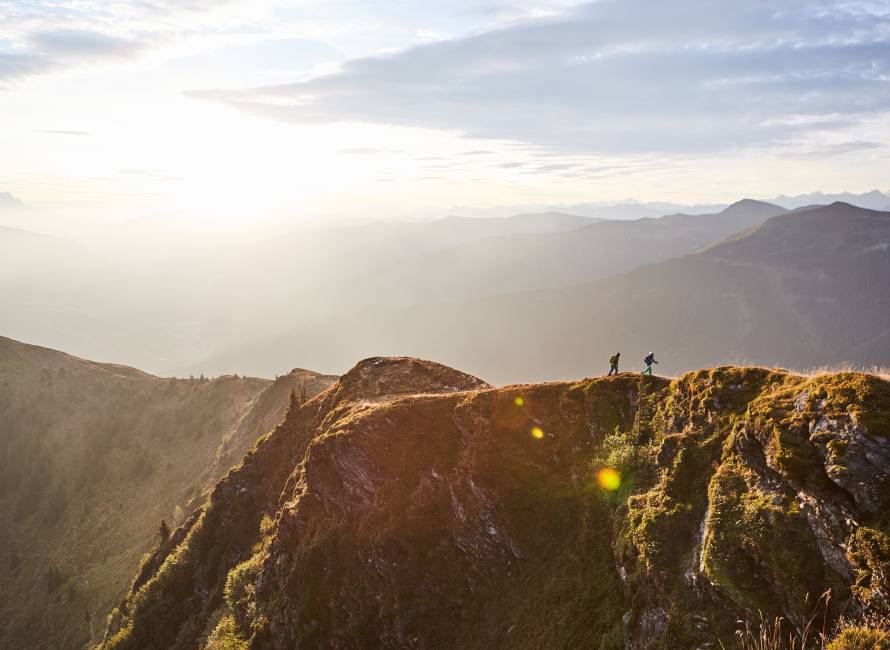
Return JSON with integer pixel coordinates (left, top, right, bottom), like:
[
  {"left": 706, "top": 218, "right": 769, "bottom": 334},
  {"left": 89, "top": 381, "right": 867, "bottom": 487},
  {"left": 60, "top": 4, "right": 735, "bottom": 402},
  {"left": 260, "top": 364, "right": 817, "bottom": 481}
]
[{"left": 99, "top": 362, "right": 890, "bottom": 650}]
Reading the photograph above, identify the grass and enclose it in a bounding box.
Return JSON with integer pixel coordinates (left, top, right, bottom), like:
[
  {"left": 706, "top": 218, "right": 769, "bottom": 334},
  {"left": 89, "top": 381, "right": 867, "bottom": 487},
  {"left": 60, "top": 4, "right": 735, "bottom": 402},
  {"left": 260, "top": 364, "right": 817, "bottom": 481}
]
[
  {"left": 724, "top": 612, "right": 890, "bottom": 650},
  {"left": 724, "top": 591, "right": 832, "bottom": 650},
  {"left": 799, "top": 365, "right": 890, "bottom": 382}
]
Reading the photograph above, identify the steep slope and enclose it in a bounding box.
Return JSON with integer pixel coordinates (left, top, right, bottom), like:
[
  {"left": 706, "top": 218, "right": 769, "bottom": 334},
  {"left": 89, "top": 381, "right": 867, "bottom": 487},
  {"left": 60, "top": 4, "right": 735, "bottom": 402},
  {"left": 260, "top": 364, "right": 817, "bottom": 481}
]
[
  {"left": 102, "top": 358, "right": 890, "bottom": 649},
  {"left": 189, "top": 202, "right": 888, "bottom": 383},
  {"left": 0, "top": 337, "right": 335, "bottom": 650}
]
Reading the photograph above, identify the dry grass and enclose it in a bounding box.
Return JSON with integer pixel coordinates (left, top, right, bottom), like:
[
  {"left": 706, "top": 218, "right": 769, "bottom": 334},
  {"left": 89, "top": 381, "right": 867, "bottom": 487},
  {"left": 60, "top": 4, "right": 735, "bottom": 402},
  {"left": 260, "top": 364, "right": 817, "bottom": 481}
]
[
  {"left": 796, "top": 364, "right": 890, "bottom": 381},
  {"left": 722, "top": 591, "right": 890, "bottom": 650},
  {"left": 721, "top": 592, "right": 833, "bottom": 650}
]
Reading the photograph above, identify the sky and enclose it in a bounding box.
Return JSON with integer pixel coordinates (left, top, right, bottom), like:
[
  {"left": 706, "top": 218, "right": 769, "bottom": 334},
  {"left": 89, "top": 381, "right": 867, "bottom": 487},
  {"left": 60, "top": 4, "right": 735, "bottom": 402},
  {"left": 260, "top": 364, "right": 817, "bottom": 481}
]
[{"left": 1, "top": 0, "right": 889, "bottom": 227}]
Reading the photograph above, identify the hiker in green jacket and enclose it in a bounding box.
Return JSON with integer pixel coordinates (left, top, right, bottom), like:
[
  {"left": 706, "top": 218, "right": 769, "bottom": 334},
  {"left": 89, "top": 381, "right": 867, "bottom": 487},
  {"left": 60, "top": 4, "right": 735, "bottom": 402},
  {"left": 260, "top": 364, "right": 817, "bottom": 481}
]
[{"left": 607, "top": 352, "right": 620, "bottom": 376}]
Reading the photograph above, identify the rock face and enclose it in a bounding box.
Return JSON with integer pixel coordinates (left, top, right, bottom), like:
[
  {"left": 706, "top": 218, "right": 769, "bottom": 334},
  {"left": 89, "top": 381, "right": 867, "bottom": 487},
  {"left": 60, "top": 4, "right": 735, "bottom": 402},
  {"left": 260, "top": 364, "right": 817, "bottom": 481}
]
[{"left": 101, "top": 360, "right": 890, "bottom": 649}]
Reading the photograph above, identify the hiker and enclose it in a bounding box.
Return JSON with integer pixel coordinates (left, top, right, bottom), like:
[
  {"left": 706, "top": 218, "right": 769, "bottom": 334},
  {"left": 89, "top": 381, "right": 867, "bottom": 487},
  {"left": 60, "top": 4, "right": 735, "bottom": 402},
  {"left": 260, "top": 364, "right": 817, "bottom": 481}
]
[
  {"left": 642, "top": 352, "right": 658, "bottom": 376},
  {"left": 607, "top": 352, "right": 620, "bottom": 376}
]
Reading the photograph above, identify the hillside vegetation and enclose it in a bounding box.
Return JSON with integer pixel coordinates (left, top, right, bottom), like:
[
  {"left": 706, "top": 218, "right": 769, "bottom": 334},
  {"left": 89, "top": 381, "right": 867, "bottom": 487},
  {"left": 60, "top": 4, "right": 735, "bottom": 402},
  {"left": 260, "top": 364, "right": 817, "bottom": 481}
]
[
  {"left": 0, "top": 337, "right": 336, "bottom": 649},
  {"left": 100, "top": 357, "right": 890, "bottom": 648}
]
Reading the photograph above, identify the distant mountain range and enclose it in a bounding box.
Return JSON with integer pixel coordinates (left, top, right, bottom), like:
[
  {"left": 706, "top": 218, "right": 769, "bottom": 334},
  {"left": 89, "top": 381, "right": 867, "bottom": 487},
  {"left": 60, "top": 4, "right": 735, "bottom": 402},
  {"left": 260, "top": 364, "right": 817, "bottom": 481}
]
[
  {"left": 3, "top": 191, "right": 889, "bottom": 380},
  {"left": 769, "top": 189, "right": 890, "bottom": 211},
  {"left": 443, "top": 190, "right": 889, "bottom": 221},
  {"left": 187, "top": 202, "right": 890, "bottom": 383},
  {"left": 327, "top": 199, "right": 787, "bottom": 306}
]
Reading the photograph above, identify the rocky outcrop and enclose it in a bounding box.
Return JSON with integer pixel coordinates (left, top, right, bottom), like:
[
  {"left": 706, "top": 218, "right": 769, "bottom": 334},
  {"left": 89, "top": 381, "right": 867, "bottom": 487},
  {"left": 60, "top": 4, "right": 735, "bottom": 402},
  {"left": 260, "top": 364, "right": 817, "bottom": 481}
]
[{"left": 100, "top": 362, "right": 890, "bottom": 649}]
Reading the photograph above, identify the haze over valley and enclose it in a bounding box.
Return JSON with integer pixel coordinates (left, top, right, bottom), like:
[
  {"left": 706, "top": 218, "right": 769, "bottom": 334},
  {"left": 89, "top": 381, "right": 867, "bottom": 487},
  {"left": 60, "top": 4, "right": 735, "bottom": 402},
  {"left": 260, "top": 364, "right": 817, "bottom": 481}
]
[{"left": 3, "top": 192, "right": 890, "bottom": 382}]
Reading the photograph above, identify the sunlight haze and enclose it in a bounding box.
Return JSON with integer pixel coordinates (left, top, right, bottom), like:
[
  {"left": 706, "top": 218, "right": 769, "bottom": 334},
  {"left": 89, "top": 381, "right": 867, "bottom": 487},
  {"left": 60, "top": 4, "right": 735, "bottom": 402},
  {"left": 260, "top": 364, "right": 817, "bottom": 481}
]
[{"left": 2, "top": 0, "right": 888, "bottom": 231}]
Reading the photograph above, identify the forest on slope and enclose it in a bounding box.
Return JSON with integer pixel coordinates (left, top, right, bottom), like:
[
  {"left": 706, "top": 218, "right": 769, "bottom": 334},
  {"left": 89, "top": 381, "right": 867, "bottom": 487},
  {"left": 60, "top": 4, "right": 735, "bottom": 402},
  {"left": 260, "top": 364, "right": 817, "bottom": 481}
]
[{"left": 0, "top": 337, "right": 336, "bottom": 649}]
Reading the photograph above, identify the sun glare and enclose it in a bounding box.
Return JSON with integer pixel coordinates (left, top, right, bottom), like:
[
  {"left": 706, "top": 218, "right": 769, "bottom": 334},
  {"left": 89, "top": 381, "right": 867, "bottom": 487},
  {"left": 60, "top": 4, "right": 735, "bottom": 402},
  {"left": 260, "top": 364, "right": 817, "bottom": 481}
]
[{"left": 597, "top": 468, "right": 621, "bottom": 491}]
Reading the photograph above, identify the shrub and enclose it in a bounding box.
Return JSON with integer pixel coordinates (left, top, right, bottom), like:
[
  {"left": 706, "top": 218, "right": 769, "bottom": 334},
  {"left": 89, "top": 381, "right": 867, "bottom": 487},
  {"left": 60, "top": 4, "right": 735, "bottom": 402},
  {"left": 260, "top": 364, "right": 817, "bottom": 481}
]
[
  {"left": 206, "top": 615, "right": 248, "bottom": 650},
  {"left": 826, "top": 625, "right": 889, "bottom": 650},
  {"left": 600, "top": 427, "right": 638, "bottom": 475},
  {"left": 224, "top": 552, "right": 264, "bottom": 615},
  {"left": 590, "top": 427, "right": 656, "bottom": 504}
]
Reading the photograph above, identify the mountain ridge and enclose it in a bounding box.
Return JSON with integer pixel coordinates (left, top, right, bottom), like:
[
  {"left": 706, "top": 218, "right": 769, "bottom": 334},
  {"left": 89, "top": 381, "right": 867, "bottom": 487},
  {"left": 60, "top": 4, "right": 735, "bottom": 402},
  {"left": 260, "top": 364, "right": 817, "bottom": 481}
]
[{"left": 99, "top": 356, "right": 890, "bottom": 649}]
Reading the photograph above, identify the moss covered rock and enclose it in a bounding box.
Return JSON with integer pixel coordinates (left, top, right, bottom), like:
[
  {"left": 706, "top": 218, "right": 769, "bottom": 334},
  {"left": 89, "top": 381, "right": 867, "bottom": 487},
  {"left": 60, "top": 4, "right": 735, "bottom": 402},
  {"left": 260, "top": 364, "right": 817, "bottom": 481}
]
[{"left": 100, "top": 362, "right": 890, "bottom": 649}]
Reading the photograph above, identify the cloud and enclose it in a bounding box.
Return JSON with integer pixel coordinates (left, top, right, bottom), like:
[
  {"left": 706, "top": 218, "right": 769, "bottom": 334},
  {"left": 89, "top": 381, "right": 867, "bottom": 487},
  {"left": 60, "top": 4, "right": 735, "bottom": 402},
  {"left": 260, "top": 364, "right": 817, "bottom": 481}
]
[
  {"left": 28, "top": 29, "right": 144, "bottom": 60},
  {"left": 783, "top": 140, "right": 884, "bottom": 159},
  {"left": 338, "top": 147, "right": 401, "bottom": 154},
  {"left": 192, "top": 0, "right": 890, "bottom": 155},
  {"left": 0, "top": 52, "right": 53, "bottom": 82},
  {"left": 0, "top": 28, "right": 145, "bottom": 83},
  {"left": 0, "top": 0, "right": 258, "bottom": 83},
  {"left": 40, "top": 129, "right": 90, "bottom": 136},
  {"left": 118, "top": 168, "right": 181, "bottom": 181}
]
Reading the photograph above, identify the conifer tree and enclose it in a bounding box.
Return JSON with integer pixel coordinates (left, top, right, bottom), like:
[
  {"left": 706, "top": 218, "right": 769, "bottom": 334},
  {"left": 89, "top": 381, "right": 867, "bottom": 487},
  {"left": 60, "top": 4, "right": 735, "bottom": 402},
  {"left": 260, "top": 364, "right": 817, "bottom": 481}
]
[{"left": 159, "top": 519, "right": 170, "bottom": 542}]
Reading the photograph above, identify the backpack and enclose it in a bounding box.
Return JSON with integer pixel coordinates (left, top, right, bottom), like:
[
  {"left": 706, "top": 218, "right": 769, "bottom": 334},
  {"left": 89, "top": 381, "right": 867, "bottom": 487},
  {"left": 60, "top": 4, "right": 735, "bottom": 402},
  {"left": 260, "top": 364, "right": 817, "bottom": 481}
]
[{"left": 644, "top": 354, "right": 654, "bottom": 365}]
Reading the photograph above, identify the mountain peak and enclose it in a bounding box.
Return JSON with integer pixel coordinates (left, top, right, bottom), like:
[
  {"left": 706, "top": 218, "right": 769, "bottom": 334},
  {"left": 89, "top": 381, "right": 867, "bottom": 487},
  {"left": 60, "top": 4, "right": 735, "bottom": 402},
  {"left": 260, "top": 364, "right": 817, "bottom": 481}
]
[
  {"left": 0, "top": 191, "right": 24, "bottom": 209},
  {"left": 721, "top": 198, "right": 786, "bottom": 215},
  {"left": 333, "top": 356, "right": 489, "bottom": 404}
]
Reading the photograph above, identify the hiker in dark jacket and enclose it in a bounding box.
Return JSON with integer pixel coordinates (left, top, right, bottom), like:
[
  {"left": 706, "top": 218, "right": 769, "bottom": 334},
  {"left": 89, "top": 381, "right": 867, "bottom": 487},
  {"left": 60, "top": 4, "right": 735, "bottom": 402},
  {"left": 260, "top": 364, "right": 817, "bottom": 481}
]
[
  {"left": 607, "top": 352, "right": 620, "bottom": 376},
  {"left": 642, "top": 352, "right": 658, "bottom": 376}
]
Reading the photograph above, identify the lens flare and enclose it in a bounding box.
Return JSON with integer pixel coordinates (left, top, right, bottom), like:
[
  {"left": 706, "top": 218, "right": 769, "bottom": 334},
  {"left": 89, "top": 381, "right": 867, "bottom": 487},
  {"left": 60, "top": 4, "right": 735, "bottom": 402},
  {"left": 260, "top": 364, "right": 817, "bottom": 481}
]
[
  {"left": 531, "top": 426, "right": 544, "bottom": 439},
  {"left": 597, "top": 468, "right": 621, "bottom": 491},
  {"left": 514, "top": 396, "right": 525, "bottom": 407}
]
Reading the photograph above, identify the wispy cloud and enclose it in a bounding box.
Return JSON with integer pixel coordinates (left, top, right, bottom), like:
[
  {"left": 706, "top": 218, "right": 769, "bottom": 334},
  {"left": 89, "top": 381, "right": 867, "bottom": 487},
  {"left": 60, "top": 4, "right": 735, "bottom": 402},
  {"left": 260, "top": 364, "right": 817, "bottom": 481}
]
[
  {"left": 28, "top": 29, "right": 145, "bottom": 60},
  {"left": 0, "top": 0, "right": 262, "bottom": 83},
  {"left": 190, "top": 0, "right": 890, "bottom": 155},
  {"left": 0, "top": 51, "right": 53, "bottom": 82},
  {"left": 338, "top": 147, "right": 401, "bottom": 154},
  {"left": 118, "top": 169, "right": 181, "bottom": 181},
  {"left": 782, "top": 140, "right": 884, "bottom": 159},
  {"left": 40, "top": 129, "right": 90, "bottom": 136}
]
